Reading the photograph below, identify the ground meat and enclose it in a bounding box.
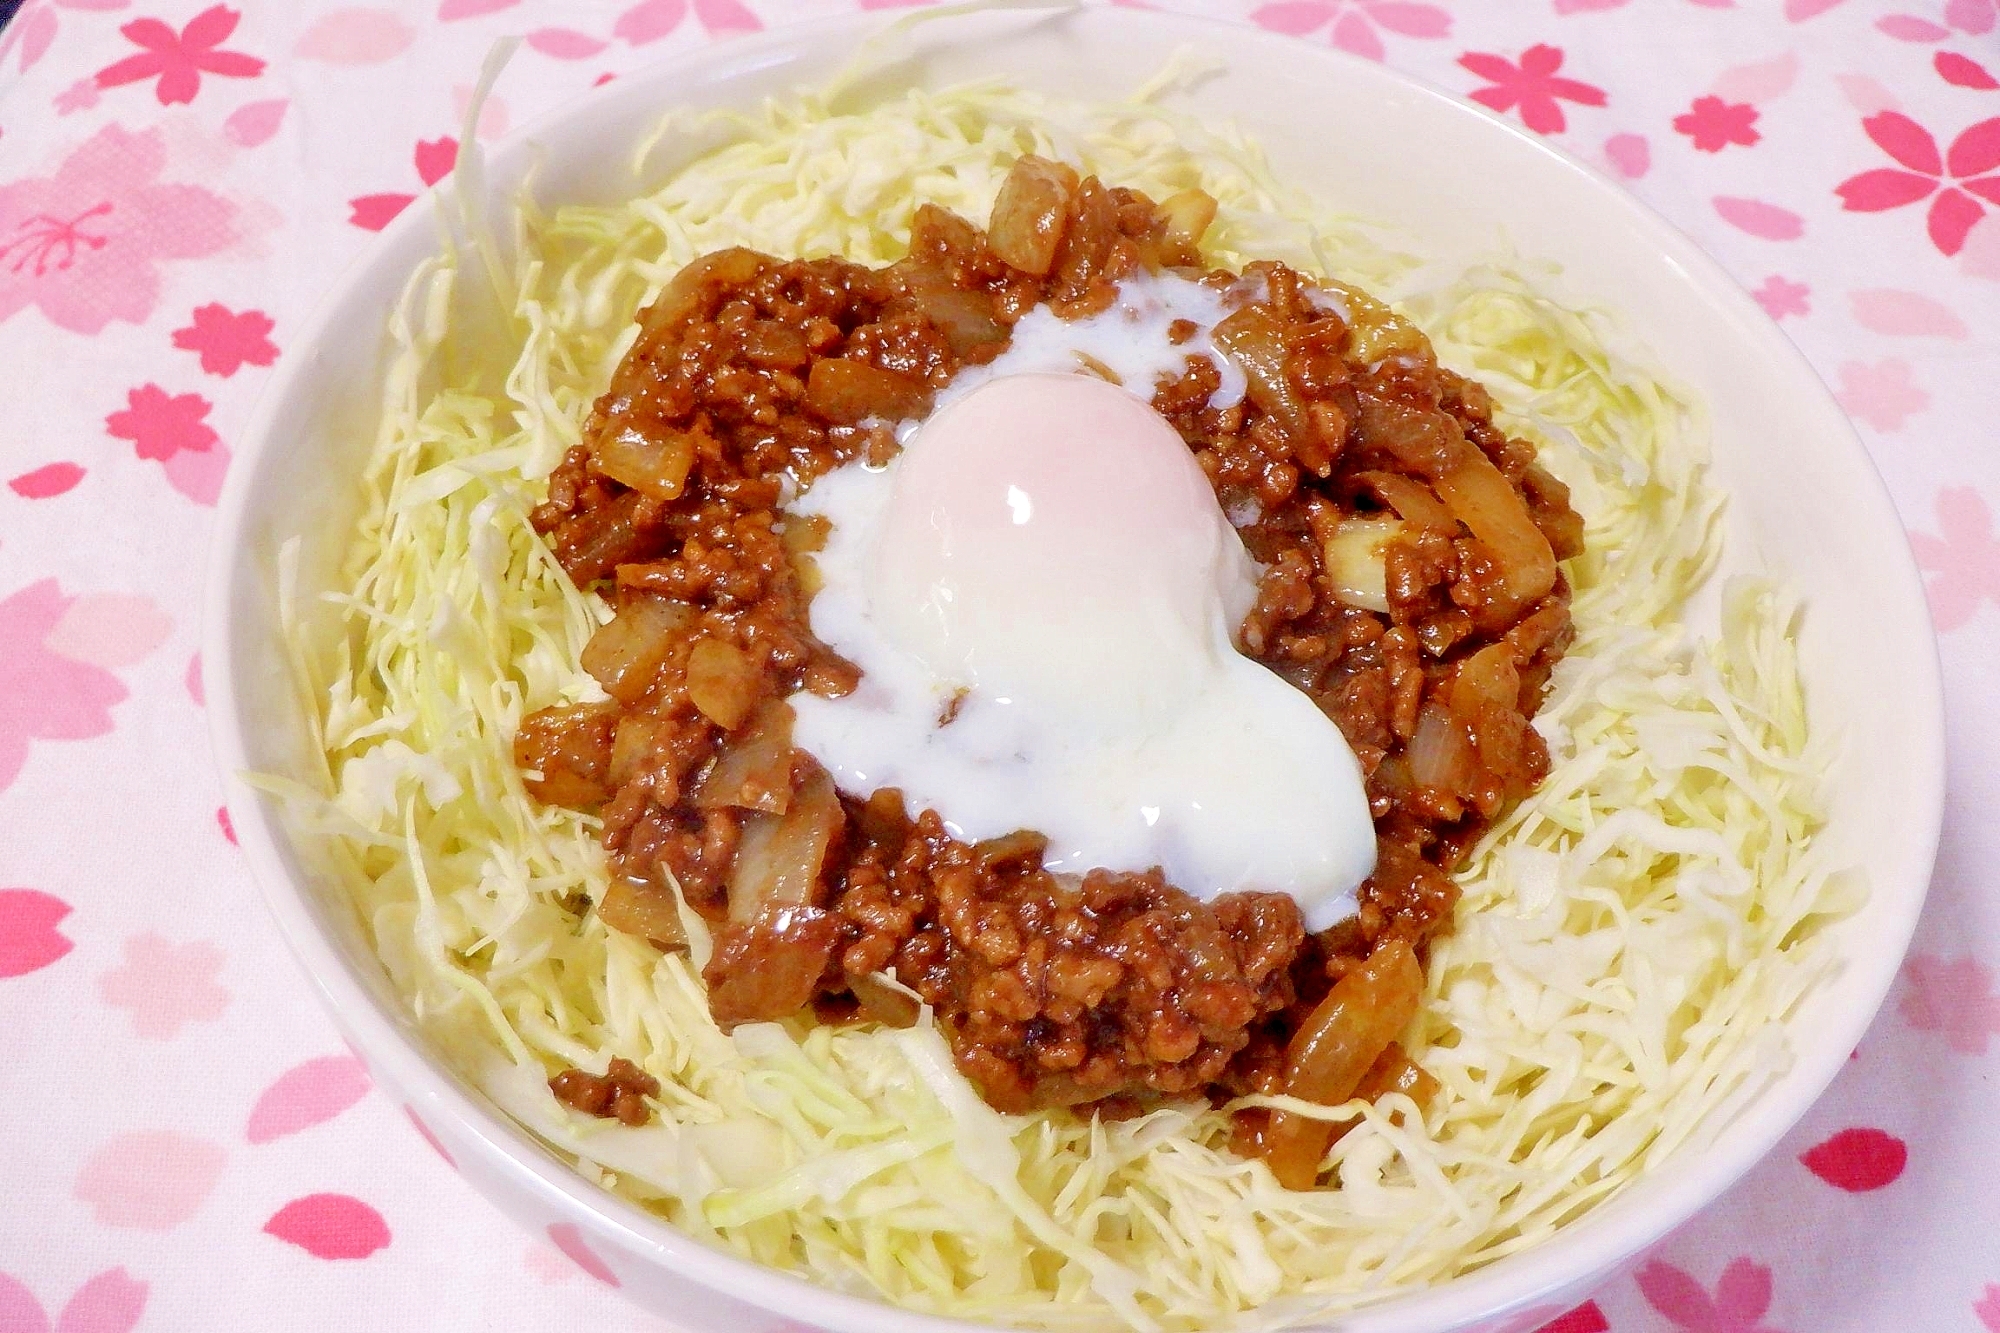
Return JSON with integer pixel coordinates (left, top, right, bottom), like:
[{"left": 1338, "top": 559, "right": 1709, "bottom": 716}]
[
  {"left": 517, "top": 156, "right": 1579, "bottom": 1132},
  {"left": 549, "top": 1057, "right": 660, "bottom": 1127}
]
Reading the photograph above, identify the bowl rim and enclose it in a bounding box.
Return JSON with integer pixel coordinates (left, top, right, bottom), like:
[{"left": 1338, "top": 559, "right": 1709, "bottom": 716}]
[{"left": 203, "top": 7, "right": 1948, "bottom": 1332}]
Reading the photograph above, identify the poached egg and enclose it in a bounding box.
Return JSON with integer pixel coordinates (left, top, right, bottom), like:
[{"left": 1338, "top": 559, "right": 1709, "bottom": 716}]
[{"left": 789, "top": 284, "right": 1376, "bottom": 931}]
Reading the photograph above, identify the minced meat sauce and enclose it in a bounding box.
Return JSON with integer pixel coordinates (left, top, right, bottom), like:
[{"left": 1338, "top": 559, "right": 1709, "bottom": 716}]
[{"left": 519, "top": 157, "right": 1581, "bottom": 1181}]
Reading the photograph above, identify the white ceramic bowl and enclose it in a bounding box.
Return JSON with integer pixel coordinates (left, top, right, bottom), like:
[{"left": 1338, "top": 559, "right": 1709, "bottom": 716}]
[{"left": 205, "top": 8, "right": 1946, "bottom": 1332}]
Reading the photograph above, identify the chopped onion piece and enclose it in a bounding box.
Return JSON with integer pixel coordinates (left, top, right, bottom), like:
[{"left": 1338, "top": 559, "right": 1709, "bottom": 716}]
[
  {"left": 580, "top": 598, "right": 687, "bottom": 705},
  {"left": 727, "top": 764, "right": 841, "bottom": 924},
  {"left": 1322, "top": 517, "right": 1403, "bottom": 613}
]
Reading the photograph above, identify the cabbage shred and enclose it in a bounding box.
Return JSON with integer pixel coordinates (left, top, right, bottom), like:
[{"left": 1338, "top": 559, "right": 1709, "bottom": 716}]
[{"left": 284, "top": 84, "right": 1846, "bottom": 1330}]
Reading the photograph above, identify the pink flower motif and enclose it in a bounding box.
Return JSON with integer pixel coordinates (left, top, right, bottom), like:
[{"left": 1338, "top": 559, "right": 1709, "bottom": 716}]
[
  {"left": 1251, "top": 0, "right": 1451, "bottom": 62},
  {"left": 171, "top": 303, "right": 276, "bottom": 376},
  {"left": 263, "top": 1194, "right": 392, "bottom": 1260},
  {"left": 0, "top": 1268, "right": 148, "bottom": 1333},
  {"left": 1938, "top": 50, "right": 2000, "bottom": 88},
  {"left": 95, "top": 5, "right": 265, "bottom": 105},
  {"left": 348, "top": 137, "right": 459, "bottom": 232},
  {"left": 1537, "top": 1304, "right": 1609, "bottom": 1333},
  {"left": 1604, "top": 131, "right": 1650, "bottom": 178},
  {"left": 1459, "top": 45, "right": 1607, "bottom": 135},
  {"left": 1899, "top": 952, "right": 2000, "bottom": 1049},
  {"left": 1637, "top": 1258, "right": 1790, "bottom": 1333},
  {"left": 1751, "top": 275, "right": 1809, "bottom": 319},
  {"left": 98, "top": 932, "right": 229, "bottom": 1038},
  {"left": 1835, "top": 112, "right": 2000, "bottom": 255},
  {"left": 74, "top": 1130, "right": 226, "bottom": 1230},
  {"left": 1715, "top": 196, "right": 1806, "bottom": 239},
  {"left": 54, "top": 76, "right": 101, "bottom": 114},
  {"left": 1977, "top": 1283, "right": 2000, "bottom": 1333},
  {"left": 0, "top": 124, "right": 239, "bottom": 335},
  {"left": 0, "top": 889, "right": 74, "bottom": 978},
  {"left": 245, "top": 1055, "right": 372, "bottom": 1143},
  {"left": 8, "top": 461, "right": 85, "bottom": 498},
  {"left": 1834, "top": 357, "right": 1928, "bottom": 430},
  {"left": 0, "top": 581, "right": 129, "bottom": 791},
  {"left": 1675, "top": 96, "right": 1760, "bottom": 152},
  {"left": 106, "top": 384, "right": 217, "bottom": 460},
  {"left": 1881, "top": 0, "right": 1995, "bottom": 39},
  {"left": 1797, "top": 1126, "right": 1908, "bottom": 1191},
  {"left": 1, "top": 2, "right": 59, "bottom": 75}
]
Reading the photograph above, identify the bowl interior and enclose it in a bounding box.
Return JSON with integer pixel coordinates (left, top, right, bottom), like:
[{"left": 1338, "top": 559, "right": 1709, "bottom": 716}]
[{"left": 207, "top": 8, "right": 1944, "bottom": 1333}]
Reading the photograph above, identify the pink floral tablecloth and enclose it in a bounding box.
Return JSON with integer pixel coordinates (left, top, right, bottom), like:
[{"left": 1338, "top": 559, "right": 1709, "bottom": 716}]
[{"left": 2, "top": 0, "right": 1997, "bottom": 1328}]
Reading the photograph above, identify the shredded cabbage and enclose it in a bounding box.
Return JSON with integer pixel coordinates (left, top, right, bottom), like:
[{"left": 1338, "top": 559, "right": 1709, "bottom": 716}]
[{"left": 277, "top": 81, "right": 1850, "bottom": 1331}]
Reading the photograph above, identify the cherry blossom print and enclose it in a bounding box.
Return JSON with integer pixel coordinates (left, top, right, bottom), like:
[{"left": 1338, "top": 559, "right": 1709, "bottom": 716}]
[
  {"left": 54, "top": 77, "right": 102, "bottom": 115},
  {"left": 1978, "top": 1285, "right": 2000, "bottom": 1333},
  {"left": 1751, "top": 275, "right": 1810, "bottom": 318},
  {"left": 1835, "top": 357, "right": 1928, "bottom": 429},
  {"left": 1714, "top": 196, "right": 1805, "bottom": 239},
  {"left": 1911, "top": 486, "right": 2000, "bottom": 624},
  {"left": 1880, "top": 14, "right": 1953, "bottom": 38},
  {"left": 1963, "top": 214, "right": 2000, "bottom": 280},
  {"left": 1676, "top": 97, "right": 1760, "bottom": 152},
  {"left": 293, "top": 8, "right": 416, "bottom": 64},
  {"left": 527, "top": 27, "right": 611, "bottom": 59},
  {"left": 348, "top": 137, "right": 459, "bottom": 231},
  {"left": 1835, "top": 112, "right": 2000, "bottom": 255},
  {"left": 74, "top": 1131, "right": 226, "bottom": 1230},
  {"left": 439, "top": 0, "right": 519, "bottom": 16},
  {"left": 216, "top": 805, "right": 236, "bottom": 843},
  {"left": 0, "top": 889, "right": 74, "bottom": 978},
  {"left": 545, "top": 1223, "right": 620, "bottom": 1286},
  {"left": 106, "top": 384, "right": 216, "bottom": 459},
  {"left": 1637, "top": 1258, "right": 1791, "bottom": 1333},
  {"left": 1798, "top": 1127, "right": 1908, "bottom": 1191},
  {"left": 103, "top": 384, "right": 231, "bottom": 499},
  {"left": 0, "top": 124, "right": 239, "bottom": 335},
  {"left": 1459, "top": 46, "right": 1606, "bottom": 135},
  {"left": 98, "top": 932, "right": 229, "bottom": 1038},
  {"left": 246, "top": 1055, "right": 372, "bottom": 1143},
  {"left": 347, "top": 192, "right": 416, "bottom": 231},
  {"left": 616, "top": 0, "right": 688, "bottom": 42},
  {"left": 1939, "top": 51, "right": 1999, "bottom": 89},
  {"left": 172, "top": 303, "right": 277, "bottom": 375},
  {"left": 451, "top": 84, "right": 509, "bottom": 138},
  {"left": 0, "top": 1268, "right": 148, "bottom": 1333},
  {"left": 5, "top": 3, "right": 59, "bottom": 74},
  {"left": 1900, "top": 952, "right": 2000, "bottom": 1049},
  {"left": 264, "top": 1194, "right": 392, "bottom": 1260},
  {"left": 0, "top": 581, "right": 130, "bottom": 791},
  {"left": 1836, "top": 72, "right": 1902, "bottom": 116},
  {"left": 42, "top": 592, "right": 171, "bottom": 669},
  {"left": 1251, "top": 0, "right": 1451, "bottom": 62},
  {"left": 694, "top": 0, "right": 761, "bottom": 35},
  {"left": 223, "top": 98, "right": 288, "bottom": 147},
  {"left": 1711, "top": 52, "right": 1799, "bottom": 104},
  {"left": 185, "top": 653, "right": 202, "bottom": 704},
  {"left": 1787, "top": 0, "right": 1849, "bottom": 17},
  {"left": 1880, "top": 0, "right": 1995, "bottom": 39},
  {"left": 1849, "top": 287, "right": 1968, "bottom": 336},
  {"left": 1536, "top": 1303, "right": 1609, "bottom": 1333},
  {"left": 1604, "top": 132, "right": 1650, "bottom": 177},
  {"left": 414, "top": 138, "right": 459, "bottom": 186},
  {"left": 94, "top": 6, "right": 266, "bottom": 106},
  {"left": 8, "top": 462, "right": 85, "bottom": 497}
]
